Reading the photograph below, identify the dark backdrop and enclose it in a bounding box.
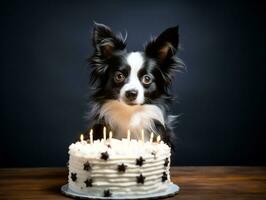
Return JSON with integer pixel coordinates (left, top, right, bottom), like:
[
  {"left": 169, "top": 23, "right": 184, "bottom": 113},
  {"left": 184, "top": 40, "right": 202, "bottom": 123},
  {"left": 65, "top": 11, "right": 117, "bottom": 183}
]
[{"left": 1, "top": 0, "right": 265, "bottom": 167}]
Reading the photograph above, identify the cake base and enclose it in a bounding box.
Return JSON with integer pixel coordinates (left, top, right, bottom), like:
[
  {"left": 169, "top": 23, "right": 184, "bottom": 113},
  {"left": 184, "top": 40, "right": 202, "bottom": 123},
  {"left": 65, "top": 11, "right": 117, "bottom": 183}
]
[{"left": 61, "top": 183, "right": 180, "bottom": 199}]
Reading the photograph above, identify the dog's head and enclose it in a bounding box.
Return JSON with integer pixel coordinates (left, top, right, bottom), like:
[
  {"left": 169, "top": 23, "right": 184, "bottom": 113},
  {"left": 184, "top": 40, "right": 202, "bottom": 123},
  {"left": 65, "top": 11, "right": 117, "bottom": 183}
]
[{"left": 89, "top": 23, "right": 184, "bottom": 106}]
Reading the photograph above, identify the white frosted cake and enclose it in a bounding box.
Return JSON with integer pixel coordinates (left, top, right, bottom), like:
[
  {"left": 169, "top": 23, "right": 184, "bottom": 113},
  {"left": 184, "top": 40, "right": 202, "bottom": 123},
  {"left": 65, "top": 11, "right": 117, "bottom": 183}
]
[{"left": 68, "top": 136, "right": 171, "bottom": 198}]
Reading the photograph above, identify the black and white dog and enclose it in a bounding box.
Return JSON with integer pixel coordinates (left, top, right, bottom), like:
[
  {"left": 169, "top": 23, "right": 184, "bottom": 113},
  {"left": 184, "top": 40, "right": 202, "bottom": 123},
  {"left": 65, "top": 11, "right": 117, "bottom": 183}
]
[{"left": 86, "top": 23, "right": 185, "bottom": 148}]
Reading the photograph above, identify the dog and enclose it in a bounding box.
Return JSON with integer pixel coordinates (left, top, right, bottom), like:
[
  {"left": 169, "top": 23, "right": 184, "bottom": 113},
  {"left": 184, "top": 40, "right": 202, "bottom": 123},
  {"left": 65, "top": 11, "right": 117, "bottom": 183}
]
[{"left": 85, "top": 23, "right": 185, "bottom": 148}]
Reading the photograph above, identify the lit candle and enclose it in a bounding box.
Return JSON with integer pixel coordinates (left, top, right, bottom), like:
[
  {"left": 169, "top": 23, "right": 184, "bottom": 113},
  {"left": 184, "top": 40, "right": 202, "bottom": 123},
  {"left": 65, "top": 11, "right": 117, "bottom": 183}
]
[
  {"left": 109, "top": 131, "right": 113, "bottom": 140},
  {"left": 141, "top": 129, "right": 144, "bottom": 142},
  {"left": 156, "top": 135, "right": 161, "bottom": 143},
  {"left": 89, "top": 129, "right": 93, "bottom": 144},
  {"left": 127, "top": 129, "right": 131, "bottom": 141},
  {"left": 80, "top": 134, "right": 84, "bottom": 142},
  {"left": 103, "top": 126, "right": 106, "bottom": 141},
  {"left": 150, "top": 132, "right": 154, "bottom": 143}
]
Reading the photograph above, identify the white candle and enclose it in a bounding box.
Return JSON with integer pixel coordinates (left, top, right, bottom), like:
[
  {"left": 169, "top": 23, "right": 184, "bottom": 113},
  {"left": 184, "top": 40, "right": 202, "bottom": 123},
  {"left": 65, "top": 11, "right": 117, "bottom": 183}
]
[
  {"left": 150, "top": 132, "right": 154, "bottom": 143},
  {"left": 80, "top": 134, "right": 84, "bottom": 142},
  {"left": 109, "top": 131, "right": 113, "bottom": 140},
  {"left": 89, "top": 129, "right": 93, "bottom": 144},
  {"left": 141, "top": 129, "right": 144, "bottom": 142},
  {"left": 103, "top": 126, "right": 106, "bottom": 141},
  {"left": 156, "top": 135, "right": 161, "bottom": 143},
  {"left": 127, "top": 129, "right": 131, "bottom": 141}
]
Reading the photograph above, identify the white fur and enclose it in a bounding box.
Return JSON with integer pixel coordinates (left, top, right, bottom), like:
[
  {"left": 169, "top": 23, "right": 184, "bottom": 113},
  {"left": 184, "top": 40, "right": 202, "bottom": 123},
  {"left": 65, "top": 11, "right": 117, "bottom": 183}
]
[
  {"left": 120, "top": 52, "right": 145, "bottom": 104},
  {"left": 99, "top": 100, "right": 165, "bottom": 139}
]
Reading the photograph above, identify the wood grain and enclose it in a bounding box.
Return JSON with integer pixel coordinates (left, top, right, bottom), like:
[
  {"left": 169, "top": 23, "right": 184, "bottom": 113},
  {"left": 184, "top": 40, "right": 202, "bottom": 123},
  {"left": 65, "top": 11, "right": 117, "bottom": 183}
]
[{"left": 0, "top": 167, "right": 265, "bottom": 200}]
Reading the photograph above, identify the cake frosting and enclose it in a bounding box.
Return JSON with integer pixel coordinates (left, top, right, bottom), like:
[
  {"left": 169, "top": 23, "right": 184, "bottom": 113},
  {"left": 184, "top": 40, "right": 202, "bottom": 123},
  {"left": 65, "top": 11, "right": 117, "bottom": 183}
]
[{"left": 68, "top": 138, "right": 171, "bottom": 197}]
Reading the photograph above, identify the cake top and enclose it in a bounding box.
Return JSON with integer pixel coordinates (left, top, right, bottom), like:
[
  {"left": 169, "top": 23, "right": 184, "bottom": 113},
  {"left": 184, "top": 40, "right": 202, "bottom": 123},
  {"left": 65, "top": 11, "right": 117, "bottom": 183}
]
[{"left": 69, "top": 138, "right": 171, "bottom": 159}]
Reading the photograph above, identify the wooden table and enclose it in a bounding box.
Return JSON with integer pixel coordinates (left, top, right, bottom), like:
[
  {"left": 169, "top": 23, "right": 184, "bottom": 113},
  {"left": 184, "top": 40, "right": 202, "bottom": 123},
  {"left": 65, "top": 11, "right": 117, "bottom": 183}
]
[{"left": 0, "top": 167, "right": 265, "bottom": 200}]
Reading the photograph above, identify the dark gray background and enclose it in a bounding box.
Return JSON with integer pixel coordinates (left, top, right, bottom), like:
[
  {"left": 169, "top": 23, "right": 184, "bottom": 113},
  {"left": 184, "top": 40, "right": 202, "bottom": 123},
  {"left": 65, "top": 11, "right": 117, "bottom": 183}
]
[{"left": 1, "top": 0, "right": 265, "bottom": 167}]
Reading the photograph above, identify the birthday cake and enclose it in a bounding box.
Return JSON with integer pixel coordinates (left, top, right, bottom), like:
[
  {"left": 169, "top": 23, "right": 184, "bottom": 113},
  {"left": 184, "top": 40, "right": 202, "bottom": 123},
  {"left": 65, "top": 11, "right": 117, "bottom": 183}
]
[{"left": 67, "top": 131, "right": 172, "bottom": 198}]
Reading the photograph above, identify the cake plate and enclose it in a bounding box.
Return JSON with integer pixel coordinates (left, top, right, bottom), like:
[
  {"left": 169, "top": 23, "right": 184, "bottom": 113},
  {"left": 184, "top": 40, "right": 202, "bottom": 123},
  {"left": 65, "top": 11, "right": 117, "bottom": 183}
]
[{"left": 61, "top": 183, "right": 179, "bottom": 200}]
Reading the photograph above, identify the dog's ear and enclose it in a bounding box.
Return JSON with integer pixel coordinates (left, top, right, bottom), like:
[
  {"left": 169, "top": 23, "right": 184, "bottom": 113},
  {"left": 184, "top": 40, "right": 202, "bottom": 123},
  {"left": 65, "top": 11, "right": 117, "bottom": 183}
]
[
  {"left": 145, "top": 26, "right": 179, "bottom": 63},
  {"left": 92, "top": 22, "right": 126, "bottom": 59},
  {"left": 145, "top": 26, "right": 185, "bottom": 85}
]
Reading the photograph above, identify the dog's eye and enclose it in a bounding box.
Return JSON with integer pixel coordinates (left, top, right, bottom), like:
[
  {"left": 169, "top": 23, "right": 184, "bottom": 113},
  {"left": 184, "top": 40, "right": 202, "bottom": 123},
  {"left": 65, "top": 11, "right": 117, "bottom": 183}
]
[
  {"left": 142, "top": 74, "right": 152, "bottom": 85},
  {"left": 114, "top": 71, "right": 125, "bottom": 83}
]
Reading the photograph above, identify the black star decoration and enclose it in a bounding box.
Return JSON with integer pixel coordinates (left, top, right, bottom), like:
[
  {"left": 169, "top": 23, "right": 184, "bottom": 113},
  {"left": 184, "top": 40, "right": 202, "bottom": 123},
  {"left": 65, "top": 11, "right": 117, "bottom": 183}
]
[
  {"left": 136, "top": 173, "right": 145, "bottom": 184},
  {"left": 84, "top": 178, "right": 93, "bottom": 187},
  {"left": 117, "top": 163, "right": 127, "bottom": 173},
  {"left": 151, "top": 151, "right": 157, "bottom": 159},
  {"left": 103, "top": 189, "right": 112, "bottom": 197},
  {"left": 71, "top": 172, "right": 77, "bottom": 182},
  {"left": 101, "top": 151, "right": 109, "bottom": 160},
  {"left": 164, "top": 158, "right": 169, "bottom": 167},
  {"left": 136, "top": 156, "right": 145, "bottom": 166},
  {"left": 83, "top": 161, "right": 91, "bottom": 171},
  {"left": 162, "top": 172, "right": 168, "bottom": 182}
]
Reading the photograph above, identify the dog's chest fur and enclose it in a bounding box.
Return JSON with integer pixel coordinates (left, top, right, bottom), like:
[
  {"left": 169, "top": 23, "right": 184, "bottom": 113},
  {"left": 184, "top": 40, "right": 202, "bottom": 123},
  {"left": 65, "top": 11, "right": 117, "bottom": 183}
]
[{"left": 98, "top": 100, "right": 165, "bottom": 139}]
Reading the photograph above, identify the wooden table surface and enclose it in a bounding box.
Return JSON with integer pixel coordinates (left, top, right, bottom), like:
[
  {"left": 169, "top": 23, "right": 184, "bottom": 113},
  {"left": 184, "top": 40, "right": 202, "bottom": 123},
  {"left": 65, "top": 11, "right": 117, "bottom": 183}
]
[{"left": 0, "top": 167, "right": 265, "bottom": 200}]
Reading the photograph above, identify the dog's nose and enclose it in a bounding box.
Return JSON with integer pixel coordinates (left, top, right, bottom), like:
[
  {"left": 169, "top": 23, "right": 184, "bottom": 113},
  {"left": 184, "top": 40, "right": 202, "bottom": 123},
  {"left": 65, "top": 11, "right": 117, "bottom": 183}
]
[{"left": 125, "top": 90, "right": 138, "bottom": 101}]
